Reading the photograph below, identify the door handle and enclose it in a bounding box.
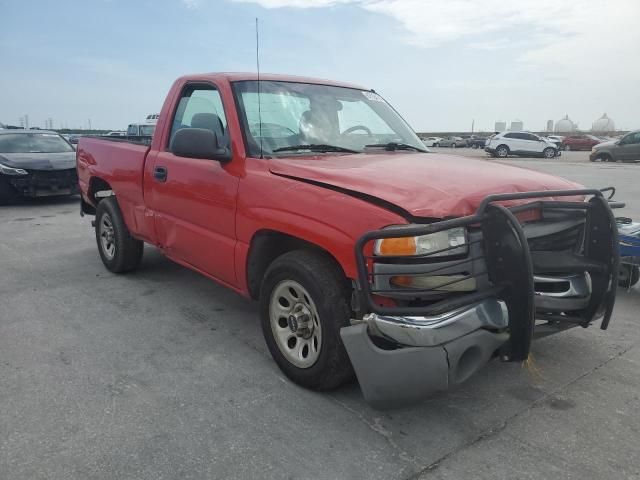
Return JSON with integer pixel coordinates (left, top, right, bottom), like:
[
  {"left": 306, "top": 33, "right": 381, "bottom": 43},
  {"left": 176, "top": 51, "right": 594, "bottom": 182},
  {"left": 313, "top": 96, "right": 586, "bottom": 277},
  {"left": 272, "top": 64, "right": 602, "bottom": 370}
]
[{"left": 153, "top": 166, "right": 168, "bottom": 182}]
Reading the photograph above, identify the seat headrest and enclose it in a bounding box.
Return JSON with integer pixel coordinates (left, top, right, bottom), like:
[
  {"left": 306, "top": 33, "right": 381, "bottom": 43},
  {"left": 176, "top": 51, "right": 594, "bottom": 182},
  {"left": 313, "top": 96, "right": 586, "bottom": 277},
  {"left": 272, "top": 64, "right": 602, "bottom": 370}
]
[{"left": 191, "top": 113, "right": 224, "bottom": 138}]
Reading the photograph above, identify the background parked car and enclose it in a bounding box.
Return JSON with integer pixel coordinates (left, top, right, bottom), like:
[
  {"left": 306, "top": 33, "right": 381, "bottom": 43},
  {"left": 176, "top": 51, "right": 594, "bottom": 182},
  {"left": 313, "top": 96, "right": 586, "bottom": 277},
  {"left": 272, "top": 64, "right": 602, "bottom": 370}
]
[
  {"left": 545, "top": 135, "right": 564, "bottom": 149},
  {"left": 0, "top": 130, "right": 78, "bottom": 204},
  {"left": 126, "top": 123, "right": 155, "bottom": 136},
  {"left": 438, "top": 136, "right": 466, "bottom": 148},
  {"left": 561, "top": 134, "right": 602, "bottom": 151},
  {"left": 590, "top": 130, "right": 640, "bottom": 163},
  {"left": 468, "top": 137, "right": 488, "bottom": 149},
  {"left": 485, "top": 131, "right": 559, "bottom": 158},
  {"left": 421, "top": 136, "right": 442, "bottom": 147}
]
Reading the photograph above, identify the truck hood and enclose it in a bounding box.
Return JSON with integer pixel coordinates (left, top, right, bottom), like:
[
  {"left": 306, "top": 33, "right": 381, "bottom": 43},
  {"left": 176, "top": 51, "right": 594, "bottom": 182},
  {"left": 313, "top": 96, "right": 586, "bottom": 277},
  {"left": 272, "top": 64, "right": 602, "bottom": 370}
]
[
  {"left": 269, "top": 152, "right": 582, "bottom": 218},
  {"left": 0, "top": 152, "right": 76, "bottom": 171}
]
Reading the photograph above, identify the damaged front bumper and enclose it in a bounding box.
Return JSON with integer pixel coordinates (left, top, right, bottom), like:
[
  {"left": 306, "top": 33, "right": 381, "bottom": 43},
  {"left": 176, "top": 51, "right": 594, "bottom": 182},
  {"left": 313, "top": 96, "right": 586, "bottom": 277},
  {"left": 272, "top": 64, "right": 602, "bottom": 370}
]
[
  {"left": 343, "top": 189, "right": 619, "bottom": 409},
  {"left": 7, "top": 168, "right": 79, "bottom": 198}
]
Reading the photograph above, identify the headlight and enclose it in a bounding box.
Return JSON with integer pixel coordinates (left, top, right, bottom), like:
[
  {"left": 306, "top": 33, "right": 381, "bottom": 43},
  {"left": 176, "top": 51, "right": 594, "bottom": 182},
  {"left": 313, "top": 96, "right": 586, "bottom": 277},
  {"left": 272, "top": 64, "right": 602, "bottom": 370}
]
[
  {"left": 0, "top": 163, "right": 28, "bottom": 176},
  {"left": 374, "top": 227, "right": 468, "bottom": 257}
]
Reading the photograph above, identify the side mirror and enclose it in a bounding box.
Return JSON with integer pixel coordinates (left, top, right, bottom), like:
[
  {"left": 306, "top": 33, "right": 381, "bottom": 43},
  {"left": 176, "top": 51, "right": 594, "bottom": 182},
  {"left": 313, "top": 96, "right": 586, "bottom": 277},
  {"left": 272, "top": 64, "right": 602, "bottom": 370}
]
[{"left": 170, "top": 128, "right": 231, "bottom": 162}]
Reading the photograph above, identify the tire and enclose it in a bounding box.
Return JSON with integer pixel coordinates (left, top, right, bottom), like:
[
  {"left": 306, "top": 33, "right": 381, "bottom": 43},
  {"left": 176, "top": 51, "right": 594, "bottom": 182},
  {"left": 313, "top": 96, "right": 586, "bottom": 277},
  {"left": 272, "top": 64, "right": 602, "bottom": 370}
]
[
  {"left": 618, "top": 264, "right": 640, "bottom": 287},
  {"left": 433, "top": 143, "right": 439, "bottom": 147},
  {"left": 543, "top": 147, "right": 556, "bottom": 159},
  {"left": 0, "top": 176, "right": 18, "bottom": 205},
  {"left": 95, "top": 197, "right": 143, "bottom": 273},
  {"left": 260, "top": 249, "right": 354, "bottom": 391},
  {"left": 451, "top": 143, "right": 457, "bottom": 148},
  {"left": 495, "top": 145, "right": 509, "bottom": 158}
]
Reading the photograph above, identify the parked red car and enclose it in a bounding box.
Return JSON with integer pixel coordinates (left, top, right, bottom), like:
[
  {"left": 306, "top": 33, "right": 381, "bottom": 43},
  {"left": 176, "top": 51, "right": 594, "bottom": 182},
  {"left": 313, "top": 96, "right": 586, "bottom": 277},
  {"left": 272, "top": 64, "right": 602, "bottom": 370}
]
[
  {"left": 561, "top": 134, "right": 603, "bottom": 151},
  {"left": 77, "top": 73, "right": 619, "bottom": 408}
]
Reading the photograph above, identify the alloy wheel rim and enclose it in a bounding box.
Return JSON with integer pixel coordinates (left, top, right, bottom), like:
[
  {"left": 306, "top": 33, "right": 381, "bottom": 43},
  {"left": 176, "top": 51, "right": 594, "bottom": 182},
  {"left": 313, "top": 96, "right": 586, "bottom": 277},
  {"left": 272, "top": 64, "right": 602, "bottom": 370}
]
[
  {"left": 269, "top": 280, "right": 322, "bottom": 368},
  {"left": 99, "top": 214, "right": 116, "bottom": 260}
]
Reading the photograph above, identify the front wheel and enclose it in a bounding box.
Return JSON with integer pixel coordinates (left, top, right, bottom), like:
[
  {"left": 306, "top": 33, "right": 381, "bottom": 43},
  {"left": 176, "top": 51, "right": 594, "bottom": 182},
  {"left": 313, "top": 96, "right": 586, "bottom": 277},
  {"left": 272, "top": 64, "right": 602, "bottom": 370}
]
[
  {"left": 543, "top": 147, "right": 556, "bottom": 159},
  {"left": 260, "top": 250, "right": 354, "bottom": 391},
  {"left": 95, "top": 197, "right": 144, "bottom": 273},
  {"left": 495, "top": 145, "right": 509, "bottom": 158}
]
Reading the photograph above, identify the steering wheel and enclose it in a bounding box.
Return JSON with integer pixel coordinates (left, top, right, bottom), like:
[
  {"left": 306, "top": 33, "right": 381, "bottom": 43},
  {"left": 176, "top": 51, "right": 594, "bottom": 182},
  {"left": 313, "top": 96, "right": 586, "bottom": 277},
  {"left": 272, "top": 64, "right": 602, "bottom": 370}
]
[
  {"left": 254, "top": 122, "right": 297, "bottom": 137},
  {"left": 341, "top": 125, "right": 372, "bottom": 136}
]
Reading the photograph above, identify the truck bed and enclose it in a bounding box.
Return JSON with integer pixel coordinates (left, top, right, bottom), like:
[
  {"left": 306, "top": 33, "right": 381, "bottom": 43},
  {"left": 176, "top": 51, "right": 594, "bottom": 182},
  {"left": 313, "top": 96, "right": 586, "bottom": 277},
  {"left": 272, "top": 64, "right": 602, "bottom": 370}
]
[{"left": 77, "top": 136, "right": 153, "bottom": 241}]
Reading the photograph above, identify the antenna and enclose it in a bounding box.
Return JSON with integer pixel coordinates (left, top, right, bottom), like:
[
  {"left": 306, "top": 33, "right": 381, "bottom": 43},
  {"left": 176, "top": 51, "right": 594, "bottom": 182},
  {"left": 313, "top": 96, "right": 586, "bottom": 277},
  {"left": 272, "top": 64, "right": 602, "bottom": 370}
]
[{"left": 256, "top": 17, "right": 263, "bottom": 159}]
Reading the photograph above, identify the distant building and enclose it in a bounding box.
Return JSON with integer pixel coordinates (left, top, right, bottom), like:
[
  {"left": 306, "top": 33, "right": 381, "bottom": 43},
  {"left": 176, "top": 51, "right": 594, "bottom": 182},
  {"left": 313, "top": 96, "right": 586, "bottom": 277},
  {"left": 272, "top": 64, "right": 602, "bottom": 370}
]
[
  {"left": 592, "top": 113, "right": 615, "bottom": 133},
  {"left": 510, "top": 120, "right": 523, "bottom": 131},
  {"left": 555, "top": 114, "right": 576, "bottom": 133},
  {"left": 546, "top": 120, "right": 554, "bottom": 132},
  {"left": 494, "top": 121, "right": 506, "bottom": 132}
]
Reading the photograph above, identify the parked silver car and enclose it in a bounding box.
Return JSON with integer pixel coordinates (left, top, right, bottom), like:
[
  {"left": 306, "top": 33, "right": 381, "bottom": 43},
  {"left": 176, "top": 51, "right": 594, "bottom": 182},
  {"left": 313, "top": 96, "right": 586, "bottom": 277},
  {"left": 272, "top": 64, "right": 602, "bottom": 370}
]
[
  {"left": 438, "top": 136, "right": 466, "bottom": 148},
  {"left": 589, "top": 130, "right": 640, "bottom": 163}
]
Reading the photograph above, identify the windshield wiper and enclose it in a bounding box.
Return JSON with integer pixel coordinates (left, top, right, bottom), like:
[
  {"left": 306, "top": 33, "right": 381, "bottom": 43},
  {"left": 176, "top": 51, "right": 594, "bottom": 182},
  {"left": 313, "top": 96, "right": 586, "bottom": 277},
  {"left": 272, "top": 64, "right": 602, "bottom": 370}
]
[
  {"left": 273, "top": 144, "right": 359, "bottom": 154},
  {"left": 364, "top": 142, "right": 428, "bottom": 152}
]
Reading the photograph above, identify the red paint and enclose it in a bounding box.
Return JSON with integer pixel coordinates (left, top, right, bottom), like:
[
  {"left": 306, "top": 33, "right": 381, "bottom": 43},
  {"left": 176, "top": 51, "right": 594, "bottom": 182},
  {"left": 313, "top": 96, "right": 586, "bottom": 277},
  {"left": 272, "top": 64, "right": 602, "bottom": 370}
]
[
  {"left": 561, "top": 135, "right": 602, "bottom": 151},
  {"left": 77, "top": 72, "right": 585, "bottom": 298}
]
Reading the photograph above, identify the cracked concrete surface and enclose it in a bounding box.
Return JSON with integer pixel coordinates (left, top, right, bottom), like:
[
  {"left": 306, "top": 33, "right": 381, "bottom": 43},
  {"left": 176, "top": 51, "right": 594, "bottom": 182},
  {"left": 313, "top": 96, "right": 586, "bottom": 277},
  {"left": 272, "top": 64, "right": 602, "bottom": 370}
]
[{"left": 1, "top": 158, "right": 639, "bottom": 479}]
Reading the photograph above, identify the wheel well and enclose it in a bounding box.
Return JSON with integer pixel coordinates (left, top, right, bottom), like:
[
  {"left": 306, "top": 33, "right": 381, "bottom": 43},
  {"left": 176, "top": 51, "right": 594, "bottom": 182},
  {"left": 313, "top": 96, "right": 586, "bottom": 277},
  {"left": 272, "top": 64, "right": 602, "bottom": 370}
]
[
  {"left": 88, "top": 177, "right": 112, "bottom": 203},
  {"left": 497, "top": 144, "right": 509, "bottom": 151},
  {"left": 246, "top": 230, "right": 347, "bottom": 300}
]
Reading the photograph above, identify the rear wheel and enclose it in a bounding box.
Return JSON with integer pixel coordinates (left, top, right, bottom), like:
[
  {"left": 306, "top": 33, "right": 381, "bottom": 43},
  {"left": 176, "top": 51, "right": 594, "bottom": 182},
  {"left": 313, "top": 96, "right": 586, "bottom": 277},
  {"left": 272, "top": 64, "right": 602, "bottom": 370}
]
[
  {"left": 618, "top": 264, "right": 640, "bottom": 287},
  {"left": 543, "top": 147, "right": 556, "bottom": 159},
  {"left": 260, "top": 250, "right": 354, "bottom": 391},
  {"left": 452, "top": 143, "right": 457, "bottom": 148},
  {"left": 95, "top": 197, "right": 143, "bottom": 273},
  {"left": 495, "top": 145, "right": 509, "bottom": 158}
]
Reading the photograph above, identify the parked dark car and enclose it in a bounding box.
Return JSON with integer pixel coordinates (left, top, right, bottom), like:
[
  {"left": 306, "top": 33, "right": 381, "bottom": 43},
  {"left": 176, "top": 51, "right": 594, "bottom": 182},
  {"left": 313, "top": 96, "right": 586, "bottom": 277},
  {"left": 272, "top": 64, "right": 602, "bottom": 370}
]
[
  {"left": 590, "top": 130, "right": 640, "bottom": 163},
  {"left": 468, "top": 137, "right": 488, "bottom": 148},
  {"left": 562, "top": 134, "right": 602, "bottom": 151},
  {"left": 0, "top": 130, "right": 78, "bottom": 204}
]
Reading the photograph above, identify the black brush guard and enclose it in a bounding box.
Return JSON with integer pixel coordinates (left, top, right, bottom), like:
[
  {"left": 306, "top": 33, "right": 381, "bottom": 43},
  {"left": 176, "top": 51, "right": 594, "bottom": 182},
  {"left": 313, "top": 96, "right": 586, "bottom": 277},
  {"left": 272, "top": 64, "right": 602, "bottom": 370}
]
[{"left": 355, "top": 189, "right": 619, "bottom": 362}]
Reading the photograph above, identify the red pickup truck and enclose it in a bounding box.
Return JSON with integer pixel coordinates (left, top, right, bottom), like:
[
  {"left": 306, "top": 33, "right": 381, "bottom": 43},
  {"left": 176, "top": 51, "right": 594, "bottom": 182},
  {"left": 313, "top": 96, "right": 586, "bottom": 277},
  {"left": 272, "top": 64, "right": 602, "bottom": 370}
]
[{"left": 77, "top": 73, "right": 619, "bottom": 408}]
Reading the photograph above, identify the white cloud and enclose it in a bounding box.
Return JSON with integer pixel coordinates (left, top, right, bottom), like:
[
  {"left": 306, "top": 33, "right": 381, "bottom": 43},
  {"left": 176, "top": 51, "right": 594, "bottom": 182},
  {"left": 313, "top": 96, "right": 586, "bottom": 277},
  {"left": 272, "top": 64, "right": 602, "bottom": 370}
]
[
  {"left": 234, "top": 0, "right": 639, "bottom": 62},
  {"left": 181, "top": 0, "right": 200, "bottom": 8}
]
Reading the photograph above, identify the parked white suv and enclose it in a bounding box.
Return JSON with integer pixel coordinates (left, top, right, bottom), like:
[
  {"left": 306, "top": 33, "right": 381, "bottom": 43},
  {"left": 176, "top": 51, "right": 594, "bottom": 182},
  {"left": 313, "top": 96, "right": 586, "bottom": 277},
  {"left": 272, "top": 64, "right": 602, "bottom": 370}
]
[{"left": 485, "top": 132, "right": 560, "bottom": 159}]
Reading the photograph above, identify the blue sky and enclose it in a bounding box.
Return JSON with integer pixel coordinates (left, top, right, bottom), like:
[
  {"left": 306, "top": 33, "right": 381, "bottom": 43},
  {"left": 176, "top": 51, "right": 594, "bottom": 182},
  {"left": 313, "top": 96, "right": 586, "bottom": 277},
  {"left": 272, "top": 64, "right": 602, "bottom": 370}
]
[{"left": 1, "top": 0, "right": 638, "bottom": 132}]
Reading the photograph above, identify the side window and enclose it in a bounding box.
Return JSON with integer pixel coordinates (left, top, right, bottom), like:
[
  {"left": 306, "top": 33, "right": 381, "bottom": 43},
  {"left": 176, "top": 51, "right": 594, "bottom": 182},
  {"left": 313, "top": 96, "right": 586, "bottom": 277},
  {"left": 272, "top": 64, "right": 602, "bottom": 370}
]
[
  {"left": 629, "top": 133, "right": 640, "bottom": 144},
  {"left": 524, "top": 133, "right": 539, "bottom": 141},
  {"left": 169, "top": 85, "right": 228, "bottom": 147},
  {"left": 127, "top": 125, "right": 137, "bottom": 135},
  {"left": 504, "top": 133, "right": 518, "bottom": 139}
]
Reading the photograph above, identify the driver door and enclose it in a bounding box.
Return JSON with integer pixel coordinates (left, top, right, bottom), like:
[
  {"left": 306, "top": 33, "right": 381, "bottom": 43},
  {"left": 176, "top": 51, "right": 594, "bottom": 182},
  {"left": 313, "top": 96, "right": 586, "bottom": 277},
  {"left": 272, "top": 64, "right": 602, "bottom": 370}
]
[
  {"left": 145, "top": 83, "right": 239, "bottom": 286},
  {"left": 618, "top": 132, "right": 640, "bottom": 162}
]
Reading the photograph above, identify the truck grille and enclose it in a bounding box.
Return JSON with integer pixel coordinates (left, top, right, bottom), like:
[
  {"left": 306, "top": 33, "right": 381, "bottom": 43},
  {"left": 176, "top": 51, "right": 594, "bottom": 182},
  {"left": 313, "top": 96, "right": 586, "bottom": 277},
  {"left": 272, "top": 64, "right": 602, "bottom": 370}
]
[{"left": 527, "top": 223, "right": 584, "bottom": 252}]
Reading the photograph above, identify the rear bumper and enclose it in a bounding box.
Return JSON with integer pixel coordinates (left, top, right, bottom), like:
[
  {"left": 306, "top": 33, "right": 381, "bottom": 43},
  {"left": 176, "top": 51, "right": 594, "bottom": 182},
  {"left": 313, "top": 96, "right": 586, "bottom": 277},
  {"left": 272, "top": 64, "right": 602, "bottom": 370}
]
[{"left": 345, "top": 189, "right": 619, "bottom": 408}]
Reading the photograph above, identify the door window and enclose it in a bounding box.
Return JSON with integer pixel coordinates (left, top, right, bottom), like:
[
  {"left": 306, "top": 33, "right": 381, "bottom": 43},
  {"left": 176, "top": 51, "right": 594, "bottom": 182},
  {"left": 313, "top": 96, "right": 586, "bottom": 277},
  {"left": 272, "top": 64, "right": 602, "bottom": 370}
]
[
  {"left": 625, "top": 132, "right": 640, "bottom": 144},
  {"left": 169, "top": 85, "right": 228, "bottom": 147}
]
